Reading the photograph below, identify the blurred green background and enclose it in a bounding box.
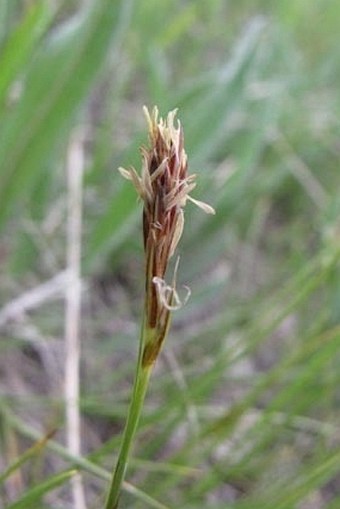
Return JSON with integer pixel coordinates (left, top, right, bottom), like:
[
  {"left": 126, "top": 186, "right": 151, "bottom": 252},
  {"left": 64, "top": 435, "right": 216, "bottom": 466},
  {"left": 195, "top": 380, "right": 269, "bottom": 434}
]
[{"left": 1, "top": 0, "right": 340, "bottom": 507}]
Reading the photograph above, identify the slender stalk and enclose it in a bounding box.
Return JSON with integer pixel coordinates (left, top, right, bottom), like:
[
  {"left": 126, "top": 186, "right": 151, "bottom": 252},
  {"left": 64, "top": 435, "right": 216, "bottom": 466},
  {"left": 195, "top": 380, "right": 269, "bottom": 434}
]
[
  {"left": 104, "top": 321, "right": 153, "bottom": 509},
  {"left": 65, "top": 128, "right": 87, "bottom": 509},
  {"left": 104, "top": 107, "right": 214, "bottom": 508}
]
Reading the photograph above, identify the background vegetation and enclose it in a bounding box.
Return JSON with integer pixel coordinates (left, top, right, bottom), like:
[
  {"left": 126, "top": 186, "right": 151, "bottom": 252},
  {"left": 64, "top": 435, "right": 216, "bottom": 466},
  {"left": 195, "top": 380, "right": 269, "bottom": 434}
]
[{"left": 1, "top": 0, "right": 340, "bottom": 507}]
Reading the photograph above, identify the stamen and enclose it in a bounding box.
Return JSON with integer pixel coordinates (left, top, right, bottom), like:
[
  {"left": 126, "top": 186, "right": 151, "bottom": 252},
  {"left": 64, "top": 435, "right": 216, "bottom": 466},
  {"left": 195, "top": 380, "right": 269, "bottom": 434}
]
[
  {"left": 187, "top": 195, "right": 216, "bottom": 214},
  {"left": 118, "top": 167, "right": 145, "bottom": 199},
  {"left": 164, "top": 180, "right": 195, "bottom": 210},
  {"left": 152, "top": 266, "right": 191, "bottom": 311}
]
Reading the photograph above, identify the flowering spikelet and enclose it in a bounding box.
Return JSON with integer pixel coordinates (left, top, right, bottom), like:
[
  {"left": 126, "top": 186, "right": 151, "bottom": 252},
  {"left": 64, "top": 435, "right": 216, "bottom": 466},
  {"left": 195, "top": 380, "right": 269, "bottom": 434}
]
[{"left": 119, "top": 106, "right": 215, "bottom": 366}]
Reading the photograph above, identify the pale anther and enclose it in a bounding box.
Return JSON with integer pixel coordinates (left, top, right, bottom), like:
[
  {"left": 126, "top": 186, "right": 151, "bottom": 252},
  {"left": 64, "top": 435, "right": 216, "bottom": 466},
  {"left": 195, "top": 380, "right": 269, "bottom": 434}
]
[{"left": 152, "top": 276, "right": 191, "bottom": 311}]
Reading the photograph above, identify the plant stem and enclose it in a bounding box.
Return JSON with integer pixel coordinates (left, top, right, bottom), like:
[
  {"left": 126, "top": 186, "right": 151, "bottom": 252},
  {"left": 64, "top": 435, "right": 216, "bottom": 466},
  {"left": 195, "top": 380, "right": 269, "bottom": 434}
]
[
  {"left": 65, "top": 129, "right": 87, "bottom": 509},
  {"left": 104, "top": 322, "right": 153, "bottom": 509}
]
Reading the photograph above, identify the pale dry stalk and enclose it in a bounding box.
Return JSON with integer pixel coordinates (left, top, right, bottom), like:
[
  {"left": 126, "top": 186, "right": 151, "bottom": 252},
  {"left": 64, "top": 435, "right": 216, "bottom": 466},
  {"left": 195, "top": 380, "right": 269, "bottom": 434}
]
[{"left": 65, "top": 128, "right": 87, "bottom": 509}]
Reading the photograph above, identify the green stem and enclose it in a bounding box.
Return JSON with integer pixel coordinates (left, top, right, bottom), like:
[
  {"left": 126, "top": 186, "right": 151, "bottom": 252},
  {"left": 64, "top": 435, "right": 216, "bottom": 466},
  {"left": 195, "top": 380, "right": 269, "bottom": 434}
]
[{"left": 104, "top": 323, "right": 153, "bottom": 509}]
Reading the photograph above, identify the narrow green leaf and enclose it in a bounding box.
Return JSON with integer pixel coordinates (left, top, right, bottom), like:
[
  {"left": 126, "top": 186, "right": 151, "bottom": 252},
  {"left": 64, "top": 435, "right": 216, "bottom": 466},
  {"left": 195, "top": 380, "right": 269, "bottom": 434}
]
[
  {"left": 0, "top": 0, "right": 134, "bottom": 229},
  {"left": 0, "top": 1, "right": 52, "bottom": 107},
  {"left": 261, "top": 451, "right": 340, "bottom": 509},
  {"left": 6, "top": 469, "right": 76, "bottom": 509},
  {"left": 0, "top": 429, "right": 55, "bottom": 483},
  {"left": 183, "top": 17, "right": 267, "bottom": 164},
  {"left": 3, "top": 406, "right": 175, "bottom": 508}
]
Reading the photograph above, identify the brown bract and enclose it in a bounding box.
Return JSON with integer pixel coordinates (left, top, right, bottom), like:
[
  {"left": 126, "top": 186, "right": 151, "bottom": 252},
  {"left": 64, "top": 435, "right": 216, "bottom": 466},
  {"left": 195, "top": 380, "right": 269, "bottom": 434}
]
[{"left": 119, "top": 106, "right": 215, "bottom": 365}]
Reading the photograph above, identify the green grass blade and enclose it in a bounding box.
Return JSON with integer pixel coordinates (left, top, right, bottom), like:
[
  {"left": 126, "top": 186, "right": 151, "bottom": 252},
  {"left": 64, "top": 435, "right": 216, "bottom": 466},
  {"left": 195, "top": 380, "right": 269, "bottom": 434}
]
[
  {"left": 0, "top": 0, "right": 134, "bottom": 229},
  {"left": 0, "top": 429, "right": 55, "bottom": 483},
  {"left": 6, "top": 469, "right": 76, "bottom": 509},
  {"left": 0, "top": 1, "right": 52, "bottom": 107}
]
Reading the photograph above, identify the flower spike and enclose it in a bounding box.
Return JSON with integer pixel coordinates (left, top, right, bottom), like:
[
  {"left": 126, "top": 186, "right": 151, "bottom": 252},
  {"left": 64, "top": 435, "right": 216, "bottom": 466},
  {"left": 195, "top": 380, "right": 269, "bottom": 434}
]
[
  {"left": 119, "top": 106, "right": 215, "bottom": 358},
  {"left": 106, "top": 107, "right": 216, "bottom": 508}
]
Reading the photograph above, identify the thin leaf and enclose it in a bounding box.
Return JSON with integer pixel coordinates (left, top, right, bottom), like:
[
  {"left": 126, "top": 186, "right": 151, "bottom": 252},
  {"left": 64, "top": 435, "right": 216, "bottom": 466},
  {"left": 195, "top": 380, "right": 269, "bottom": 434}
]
[
  {"left": 6, "top": 469, "right": 76, "bottom": 509},
  {"left": 0, "top": 1, "right": 52, "bottom": 108},
  {"left": 0, "top": 429, "right": 55, "bottom": 483},
  {"left": 0, "top": 0, "right": 134, "bottom": 229}
]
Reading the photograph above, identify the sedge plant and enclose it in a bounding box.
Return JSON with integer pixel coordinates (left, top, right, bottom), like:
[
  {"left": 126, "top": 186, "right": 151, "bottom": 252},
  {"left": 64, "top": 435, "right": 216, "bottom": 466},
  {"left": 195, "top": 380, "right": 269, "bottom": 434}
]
[{"left": 104, "top": 106, "right": 215, "bottom": 508}]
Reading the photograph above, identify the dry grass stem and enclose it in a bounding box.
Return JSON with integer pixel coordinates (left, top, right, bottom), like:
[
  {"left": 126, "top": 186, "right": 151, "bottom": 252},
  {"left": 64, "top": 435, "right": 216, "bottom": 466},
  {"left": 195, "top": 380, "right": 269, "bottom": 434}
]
[{"left": 65, "top": 128, "right": 87, "bottom": 509}]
